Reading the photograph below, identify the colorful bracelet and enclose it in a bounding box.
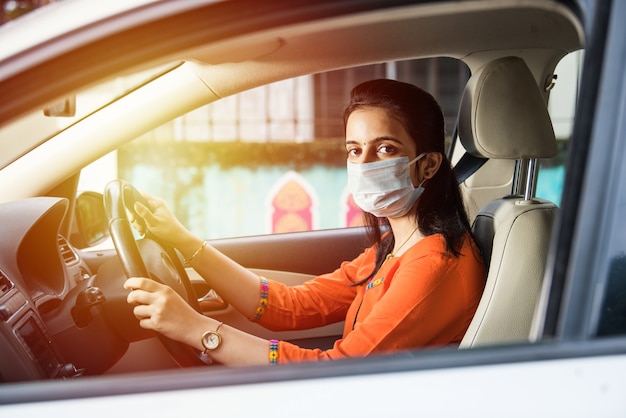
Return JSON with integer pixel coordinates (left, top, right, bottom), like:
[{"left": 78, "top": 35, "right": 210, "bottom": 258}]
[
  {"left": 269, "top": 339, "right": 279, "bottom": 365},
  {"left": 184, "top": 240, "right": 207, "bottom": 264},
  {"left": 253, "top": 276, "right": 269, "bottom": 321}
]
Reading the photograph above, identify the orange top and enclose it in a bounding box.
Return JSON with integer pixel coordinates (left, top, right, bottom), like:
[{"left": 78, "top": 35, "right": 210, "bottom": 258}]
[{"left": 253, "top": 233, "right": 485, "bottom": 363}]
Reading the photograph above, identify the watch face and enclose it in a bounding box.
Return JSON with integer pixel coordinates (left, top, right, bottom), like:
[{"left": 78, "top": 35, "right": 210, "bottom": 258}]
[{"left": 202, "top": 331, "right": 221, "bottom": 351}]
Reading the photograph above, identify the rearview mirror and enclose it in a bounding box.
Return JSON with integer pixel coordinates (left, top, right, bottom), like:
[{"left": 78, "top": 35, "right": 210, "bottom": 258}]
[
  {"left": 44, "top": 96, "right": 76, "bottom": 117},
  {"left": 73, "top": 191, "right": 109, "bottom": 249}
]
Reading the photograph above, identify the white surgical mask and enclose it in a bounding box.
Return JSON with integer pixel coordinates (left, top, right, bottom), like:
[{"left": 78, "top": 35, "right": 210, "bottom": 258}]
[{"left": 347, "top": 153, "right": 427, "bottom": 218}]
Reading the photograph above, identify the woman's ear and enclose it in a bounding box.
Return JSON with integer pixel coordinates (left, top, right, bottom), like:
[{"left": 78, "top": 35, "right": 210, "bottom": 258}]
[{"left": 421, "top": 152, "right": 443, "bottom": 180}]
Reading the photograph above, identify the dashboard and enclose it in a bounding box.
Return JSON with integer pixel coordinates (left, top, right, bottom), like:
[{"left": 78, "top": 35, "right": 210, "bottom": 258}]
[{"left": 0, "top": 197, "right": 127, "bottom": 382}]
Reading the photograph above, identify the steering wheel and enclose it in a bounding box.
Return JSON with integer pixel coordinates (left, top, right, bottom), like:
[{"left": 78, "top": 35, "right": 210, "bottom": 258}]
[{"left": 102, "top": 179, "right": 206, "bottom": 367}]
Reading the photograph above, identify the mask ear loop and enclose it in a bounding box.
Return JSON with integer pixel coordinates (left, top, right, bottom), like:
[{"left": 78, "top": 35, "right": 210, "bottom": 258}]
[
  {"left": 410, "top": 152, "right": 429, "bottom": 187},
  {"left": 408, "top": 152, "right": 428, "bottom": 165}
]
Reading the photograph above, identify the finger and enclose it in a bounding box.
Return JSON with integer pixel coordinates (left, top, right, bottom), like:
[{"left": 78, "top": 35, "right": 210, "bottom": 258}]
[
  {"left": 132, "top": 303, "right": 153, "bottom": 320},
  {"left": 127, "top": 209, "right": 145, "bottom": 232},
  {"left": 133, "top": 202, "right": 152, "bottom": 226},
  {"left": 137, "top": 190, "right": 163, "bottom": 212},
  {"left": 124, "top": 277, "right": 141, "bottom": 290},
  {"left": 124, "top": 277, "right": 155, "bottom": 291},
  {"left": 133, "top": 201, "right": 149, "bottom": 217},
  {"left": 130, "top": 219, "right": 146, "bottom": 236},
  {"left": 127, "top": 288, "right": 153, "bottom": 306},
  {"left": 134, "top": 201, "right": 159, "bottom": 229},
  {"left": 138, "top": 317, "right": 159, "bottom": 332},
  {"left": 134, "top": 306, "right": 167, "bottom": 334}
]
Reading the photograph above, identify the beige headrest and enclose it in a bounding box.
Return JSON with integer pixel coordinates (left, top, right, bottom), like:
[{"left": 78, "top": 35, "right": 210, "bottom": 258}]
[{"left": 459, "top": 57, "right": 557, "bottom": 159}]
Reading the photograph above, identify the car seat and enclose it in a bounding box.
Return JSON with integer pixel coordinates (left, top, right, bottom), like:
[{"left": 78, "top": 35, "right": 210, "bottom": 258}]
[{"left": 457, "top": 56, "right": 560, "bottom": 348}]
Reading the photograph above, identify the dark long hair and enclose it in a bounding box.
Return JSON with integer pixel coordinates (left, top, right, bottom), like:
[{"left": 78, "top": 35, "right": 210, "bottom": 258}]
[{"left": 344, "top": 79, "right": 472, "bottom": 283}]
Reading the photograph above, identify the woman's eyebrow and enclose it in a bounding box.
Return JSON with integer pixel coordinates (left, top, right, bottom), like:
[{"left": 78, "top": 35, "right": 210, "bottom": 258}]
[{"left": 345, "top": 136, "right": 403, "bottom": 146}]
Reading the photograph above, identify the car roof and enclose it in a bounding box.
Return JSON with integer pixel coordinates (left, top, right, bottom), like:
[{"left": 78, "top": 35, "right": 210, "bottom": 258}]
[{"left": 0, "top": 0, "right": 583, "bottom": 126}]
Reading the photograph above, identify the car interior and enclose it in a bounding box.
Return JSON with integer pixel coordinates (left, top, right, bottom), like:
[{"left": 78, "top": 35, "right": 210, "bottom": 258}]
[{"left": 0, "top": 0, "right": 584, "bottom": 381}]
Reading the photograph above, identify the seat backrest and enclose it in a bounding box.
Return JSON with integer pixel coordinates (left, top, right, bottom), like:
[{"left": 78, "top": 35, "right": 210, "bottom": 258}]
[
  {"left": 463, "top": 198, "right": 558, "bottom": 347},
  {"left": 458, "top": 57, "right": 559, "bottom": 348}
]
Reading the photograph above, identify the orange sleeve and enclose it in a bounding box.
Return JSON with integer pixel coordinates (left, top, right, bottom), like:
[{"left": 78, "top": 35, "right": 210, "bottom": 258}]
[
  {"left": 252, "top": 246, "right": 375, "bottom": 331},
  {"left": 271, "top": 235, "right": 485, "bottom": 363}
]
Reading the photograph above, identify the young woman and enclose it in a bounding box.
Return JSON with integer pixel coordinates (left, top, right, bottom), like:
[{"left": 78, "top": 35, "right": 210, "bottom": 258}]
[{"left": 124, "top": 79, "right": 486, "bottom": 365}]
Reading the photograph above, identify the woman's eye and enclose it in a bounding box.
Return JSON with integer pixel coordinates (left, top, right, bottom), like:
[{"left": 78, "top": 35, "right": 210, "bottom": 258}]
[
  {"left": 378, "top": 145, "right": 396, "bottom": 154},
  {"left": 347, "top": 148, "right": 360, "bottom": 157}
]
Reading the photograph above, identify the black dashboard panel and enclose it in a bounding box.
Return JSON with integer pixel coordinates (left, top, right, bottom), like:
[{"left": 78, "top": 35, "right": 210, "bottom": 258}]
[{"left": 0, "top": 198, "right": 85, "bottom": 381}]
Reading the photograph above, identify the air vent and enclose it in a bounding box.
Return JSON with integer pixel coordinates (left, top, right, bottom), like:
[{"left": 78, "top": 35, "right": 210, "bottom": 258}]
[
  {"left": 0, "top": 269, "right": 14, "bottom": 297},
  {"left": 57, "top": 236, "right": 78, "bottom": 265}
]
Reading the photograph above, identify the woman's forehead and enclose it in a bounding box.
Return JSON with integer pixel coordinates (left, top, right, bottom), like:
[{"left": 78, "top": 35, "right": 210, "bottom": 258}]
[{"left": 345, "top": 108, "right": 414, "bottom": 145}]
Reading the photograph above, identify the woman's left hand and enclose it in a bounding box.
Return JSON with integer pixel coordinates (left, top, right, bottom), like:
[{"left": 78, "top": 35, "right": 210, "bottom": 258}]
[{"left": 124, "top": 277, "right": 203, "bottom": 347}]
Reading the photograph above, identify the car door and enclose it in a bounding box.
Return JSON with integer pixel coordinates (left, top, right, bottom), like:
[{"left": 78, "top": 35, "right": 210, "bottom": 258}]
[{"left": 2, "top": 0, "right": 626, "bottom": 416}]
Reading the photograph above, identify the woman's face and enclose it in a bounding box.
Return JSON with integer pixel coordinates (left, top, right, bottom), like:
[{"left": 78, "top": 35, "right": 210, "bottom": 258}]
[{"left": 345, "top": 107, "right": 419, "bottom": 182}]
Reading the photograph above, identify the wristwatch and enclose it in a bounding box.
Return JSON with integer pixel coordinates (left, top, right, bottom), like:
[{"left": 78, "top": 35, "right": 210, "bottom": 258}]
[{"left": 201, "top": 322, "right": 223, "bottom": 353}]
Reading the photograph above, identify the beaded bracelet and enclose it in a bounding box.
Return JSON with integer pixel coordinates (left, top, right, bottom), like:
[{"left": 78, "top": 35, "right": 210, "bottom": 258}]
[
  {"left": 253, "top": 276, "right": 269, "bottom": 321},
  {"left": 184, "top": 240, "right": 207, "bottom": 264},
  {"left": 269, "top": 339, "right": 279, "bottom": 365}
]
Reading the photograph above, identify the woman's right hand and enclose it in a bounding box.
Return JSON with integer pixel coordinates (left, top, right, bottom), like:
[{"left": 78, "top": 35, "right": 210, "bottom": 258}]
[{"left": 131, "top": 191, "right": 196, "bottom": 250}]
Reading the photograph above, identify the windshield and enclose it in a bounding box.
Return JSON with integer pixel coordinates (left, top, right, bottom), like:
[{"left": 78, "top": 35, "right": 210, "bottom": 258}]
[{"left": 0, "top": 65, "right": 173, "bottom": 169}]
